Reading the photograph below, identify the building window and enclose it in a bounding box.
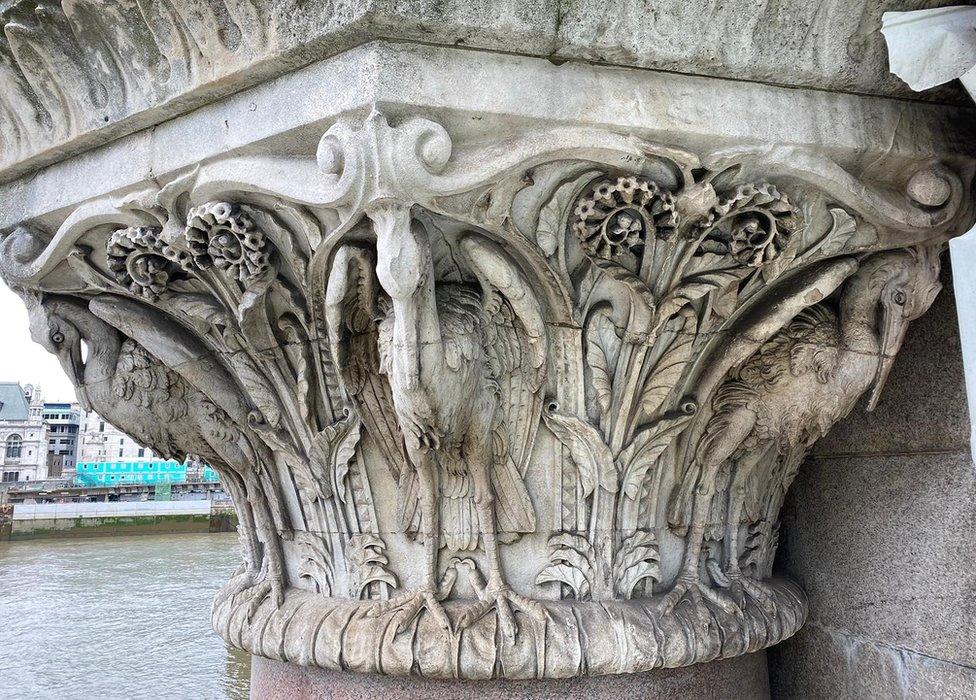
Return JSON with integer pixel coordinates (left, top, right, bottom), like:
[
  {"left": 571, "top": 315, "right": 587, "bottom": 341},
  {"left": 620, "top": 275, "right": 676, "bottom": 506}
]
[
  {"left": 5, "top": 434, "right": 22, "bottom": 459},
  {"left": 99, "top": 421, "right": 104, "bottom": 432},
  {"left": 138, "top": 448, "right": 145, "bottom": 457}
]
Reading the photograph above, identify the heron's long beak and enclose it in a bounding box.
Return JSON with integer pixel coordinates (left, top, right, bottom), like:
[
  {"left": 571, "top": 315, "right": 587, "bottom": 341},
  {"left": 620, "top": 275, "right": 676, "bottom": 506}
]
[
  {"left": 369, "top": 204, "right": 431, "bottom": 380},
  {"left": 866, "top": 310, "right": 909, "bottom": 412},
  {"left": 76, "top": 385, "right": 93, "bottom": 413},
  {"left": 59, "top": 341, "right": 92, "bottom": 411}
]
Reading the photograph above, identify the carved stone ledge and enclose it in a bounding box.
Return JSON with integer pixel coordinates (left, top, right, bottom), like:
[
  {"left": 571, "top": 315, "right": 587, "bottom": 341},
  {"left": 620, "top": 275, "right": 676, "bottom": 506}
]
[
  {"left": 0, "top": 1, "right": 967, "bottom": 185},
  {"left": 1, "top": 62, "right": 973, "bottom": 684},
  {"left": 213, "top": 581, "right": 807, "bottom": 678}
]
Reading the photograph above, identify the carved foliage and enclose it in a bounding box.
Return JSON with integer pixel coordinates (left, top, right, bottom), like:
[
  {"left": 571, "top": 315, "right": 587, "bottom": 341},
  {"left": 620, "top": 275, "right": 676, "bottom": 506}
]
[{"left": 3, "top": 112, "right": 961, "bottom": 678}]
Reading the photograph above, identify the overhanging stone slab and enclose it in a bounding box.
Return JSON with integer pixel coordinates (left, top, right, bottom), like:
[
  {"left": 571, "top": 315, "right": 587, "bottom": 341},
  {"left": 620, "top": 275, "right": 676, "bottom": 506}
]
[{"left": 2, "top": 40, "right": 974, "bottom": 231}]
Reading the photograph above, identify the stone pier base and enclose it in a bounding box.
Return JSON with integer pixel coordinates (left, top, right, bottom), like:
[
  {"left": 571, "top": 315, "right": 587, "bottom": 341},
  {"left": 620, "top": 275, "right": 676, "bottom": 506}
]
[{"left": 249, "top": 652, "right": 770, "bottom": 700}]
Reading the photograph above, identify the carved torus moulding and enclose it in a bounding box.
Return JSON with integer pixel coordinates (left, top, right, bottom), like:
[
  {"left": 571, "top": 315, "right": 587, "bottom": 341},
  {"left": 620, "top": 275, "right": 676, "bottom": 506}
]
[{"left": 0, "top": 111, "right": 965, "bottom": 679}]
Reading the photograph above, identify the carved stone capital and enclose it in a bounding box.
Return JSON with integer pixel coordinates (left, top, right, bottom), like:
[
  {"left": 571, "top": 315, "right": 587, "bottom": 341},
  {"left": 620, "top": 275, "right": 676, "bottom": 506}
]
[{"left": 2, "top": 51, "right": 973, "bottom": 680}]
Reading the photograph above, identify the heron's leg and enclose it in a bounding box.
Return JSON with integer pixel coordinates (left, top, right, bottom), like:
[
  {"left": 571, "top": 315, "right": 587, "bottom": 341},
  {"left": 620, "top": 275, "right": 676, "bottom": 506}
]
[
  {"left": 723, "top": 483, "right": 778, "bottom": 616},
  {"left": 726, "top": 484, "right": 745, "bottom": 578},
  {"left": 470, "top": 450, "right": 503, "bottom": 589},
  {"left": 454, "top": 446, "right": 545, "bottom": 643},
  {"left": 223, "top": 469, "right": 261, "bottom": 575},
  {"left": 365, "top": 446, "right": 451, "bottom": 633},
  {"left": 232, "top": 470, "right": 287, "bottom": 621},
  {"left": 705, "top": 481, "right": 746, "bottom": 603},
  {"left": 418, "top": 447, "right": 441, "bottom": 590},
  {"left": 212, "top": 470, "right": 263, "bottom": 610},
  {"left": 658, "top": 407, "right": 756, "bottom": 619}
]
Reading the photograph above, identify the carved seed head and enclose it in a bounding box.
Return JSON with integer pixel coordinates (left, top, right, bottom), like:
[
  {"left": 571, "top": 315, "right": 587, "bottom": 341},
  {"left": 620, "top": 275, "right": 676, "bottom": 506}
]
[
  {"left": 184, "top": 202, "right": 271, "bottom": 283},
  {"left": 106, "top": 226, "right": 179, "bottom": 299},
  {"left": 573, "top": 176, "right": 677, "bottom": 267},
  {"left": 699, "top": 184, "right": 796, "bottom": 268}
]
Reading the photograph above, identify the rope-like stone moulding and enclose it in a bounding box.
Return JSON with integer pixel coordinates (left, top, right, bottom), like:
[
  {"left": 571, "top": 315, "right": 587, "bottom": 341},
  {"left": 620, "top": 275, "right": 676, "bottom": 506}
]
[
  {"left": 0, "top": 112, "right": 965, "bottom": 681},
  {"left": 211, "top": 583, "right": 808, "bottom": 678}
]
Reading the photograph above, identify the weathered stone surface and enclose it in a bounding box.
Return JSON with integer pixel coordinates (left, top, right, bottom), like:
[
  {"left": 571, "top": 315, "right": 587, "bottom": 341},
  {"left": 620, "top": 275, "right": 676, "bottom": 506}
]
[
  {"left": 777, "top": 449, "right": 976, "bottom": 668},
  {"left": 250, "top": 651, "right": 771, "bottom": 699},
  {"left": 0, "top": 0, "right": 970, "bottom": 183},
  {"left": 770, "top": 623, "right": 976, "bottom": 699},
  {"left": 1, "top": 9, "right": 975, "bottom": 690},
  {"left": 555, "top": 0, "right": 967, "bottom": 103},
  {"left": 0, "top": 0, "right": 558, "bottom": 182},
  {"left": 3, "top": 41, "right": 974, "bottom": 232}
]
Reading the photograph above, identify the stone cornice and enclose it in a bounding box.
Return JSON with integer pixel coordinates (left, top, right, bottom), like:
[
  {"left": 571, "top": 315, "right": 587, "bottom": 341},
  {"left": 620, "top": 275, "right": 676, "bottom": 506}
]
[
  {"left": 2, "top": 41, "right": 974, "bottom": 232},
  {"left": 0, "top": 0, "right": 968, "bottom": 183}
]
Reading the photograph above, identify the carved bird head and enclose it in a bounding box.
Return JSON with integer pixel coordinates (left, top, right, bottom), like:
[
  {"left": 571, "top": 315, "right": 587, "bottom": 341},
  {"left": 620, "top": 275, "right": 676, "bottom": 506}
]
[
  {"left": 25, "top": 293, "right": 118, "bottom": 411},
  {"left": 866, "top": 245, "right": 942, "bottom": 411},
  {"left": 370, "top": 203, "right": 429, "bottom": 301}
]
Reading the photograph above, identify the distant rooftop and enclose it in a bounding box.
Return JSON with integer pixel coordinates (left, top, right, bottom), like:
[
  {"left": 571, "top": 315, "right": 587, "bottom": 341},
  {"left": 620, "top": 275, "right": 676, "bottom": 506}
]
[{"left": 0, "top": 382, "right": 28, "bottom": 421}]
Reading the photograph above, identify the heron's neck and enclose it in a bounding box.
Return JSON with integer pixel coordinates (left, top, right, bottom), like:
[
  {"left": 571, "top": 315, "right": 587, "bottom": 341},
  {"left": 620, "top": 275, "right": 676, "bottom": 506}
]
[
  {"left": 390, "top": 262, "right": 444, "bottom": 384},
  {"left": 839, "top": 265, "right": 882, "bottom": 356}
]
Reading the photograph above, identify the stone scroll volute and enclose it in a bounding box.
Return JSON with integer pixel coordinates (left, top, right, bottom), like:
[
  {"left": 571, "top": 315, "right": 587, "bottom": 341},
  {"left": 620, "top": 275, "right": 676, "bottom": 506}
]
[{"left": 0, "top": 111, "right": 963, "bottom": 679}]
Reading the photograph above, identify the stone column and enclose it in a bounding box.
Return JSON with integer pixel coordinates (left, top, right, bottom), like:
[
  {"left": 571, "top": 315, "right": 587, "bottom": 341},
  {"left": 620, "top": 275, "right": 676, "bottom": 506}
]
[
  {"left": 768, "top": 261, "right": 976, "bottom": 697},
  {"left": 0, "top": 3, "right": 974, "bottom": 697},
  {"left": 760, "top": 9, "right": 976, "bottom": 697}
]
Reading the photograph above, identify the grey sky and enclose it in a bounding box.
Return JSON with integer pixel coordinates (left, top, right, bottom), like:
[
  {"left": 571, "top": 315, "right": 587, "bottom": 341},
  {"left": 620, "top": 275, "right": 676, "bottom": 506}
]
[{"left": 0, "top": 278, "right": 77, "bottom": 402}]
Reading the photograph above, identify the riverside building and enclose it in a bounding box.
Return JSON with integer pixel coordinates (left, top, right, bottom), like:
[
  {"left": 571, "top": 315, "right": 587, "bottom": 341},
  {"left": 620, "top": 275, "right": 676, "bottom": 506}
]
[
  {"left": 0, "top": 384, "right": 48, "bottom": 483},
  {"left": 42, "top": 402, "right": 81, "bottom": 477}
]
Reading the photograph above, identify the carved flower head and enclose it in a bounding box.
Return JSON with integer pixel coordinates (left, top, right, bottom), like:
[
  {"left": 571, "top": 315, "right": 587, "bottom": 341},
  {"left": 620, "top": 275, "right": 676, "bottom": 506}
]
[
  {"left": 699, "top": 184, "right": 796, "bottom": 268},
  {"left": 727, "top": 214, "right": 778, "bottom": 266},
  {"left": 573, "top": 176, "right": 676, "bottom": 265},
  {"left": 106, "top": 226, "right": 179, "bottom": 299},
  {"left": 184, "top": 202, "right": 271, "bottom": 282}
]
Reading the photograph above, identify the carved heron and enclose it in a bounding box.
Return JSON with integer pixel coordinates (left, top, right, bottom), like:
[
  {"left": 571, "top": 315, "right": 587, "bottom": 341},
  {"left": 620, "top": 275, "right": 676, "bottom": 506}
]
[
  {"left": 26, "top": 293, "right": 290, "bottom": 615},
  {"left": 665, "top": 246, "right": 942, "bottom": 613},
  {"left": 326, "top": 206, "right": 547, "bottom": 639}
]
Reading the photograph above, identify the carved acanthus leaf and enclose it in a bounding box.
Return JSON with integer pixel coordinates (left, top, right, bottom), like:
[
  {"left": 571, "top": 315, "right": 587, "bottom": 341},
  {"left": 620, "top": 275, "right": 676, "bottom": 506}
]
[
  {"left": 638, "top": 311, "right": 696, "bottom": 419},
  {"left": 613, "top": 530, "right": 662, "bottom": 598},
  {"left": 655, "top": 253, "right": 744, "bottom": 324},
  {"left": 536, "top": 179, "right": 575, "bottom": 257},
  {"left": 542, "top": 403, "right": 617, "bottom": 498},
  {"left": 297, "top": 532, "right": 334, "bottom": 596},
  {"left": 536, "top": 532, "right": 596, "bottom": 600},
  {"left": 585, "top": 308, "right": 620, "bottom": 416},
  {"left": 618, "top": 412, "right": 695, "bottom": 501},
  {"left": 347, "top": 534, "right": 398, "bottom": 598}
]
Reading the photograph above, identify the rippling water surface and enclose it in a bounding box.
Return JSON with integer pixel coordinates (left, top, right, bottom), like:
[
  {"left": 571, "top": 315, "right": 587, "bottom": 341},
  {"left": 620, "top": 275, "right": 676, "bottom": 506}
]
[{"left": 0, "top": 533, "right": 249, "bottom": 699}]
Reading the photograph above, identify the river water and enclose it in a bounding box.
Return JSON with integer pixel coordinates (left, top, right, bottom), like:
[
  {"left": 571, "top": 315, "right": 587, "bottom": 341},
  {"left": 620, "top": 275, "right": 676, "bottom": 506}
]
[{"left": 0, "top": 533, "right": 250, "bottom": 699}]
